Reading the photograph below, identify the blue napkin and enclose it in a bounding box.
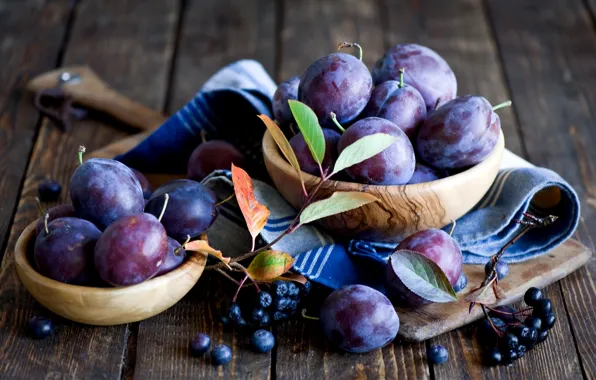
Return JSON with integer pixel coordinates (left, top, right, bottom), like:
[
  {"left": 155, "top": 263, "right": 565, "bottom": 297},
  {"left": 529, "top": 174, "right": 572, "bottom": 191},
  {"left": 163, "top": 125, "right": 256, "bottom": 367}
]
[{"left": 117, "top": 60, "right": 580, "bottom": 291}]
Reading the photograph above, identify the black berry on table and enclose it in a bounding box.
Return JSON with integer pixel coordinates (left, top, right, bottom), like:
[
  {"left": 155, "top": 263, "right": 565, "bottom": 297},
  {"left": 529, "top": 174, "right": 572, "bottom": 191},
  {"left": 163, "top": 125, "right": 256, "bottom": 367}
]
[
  {"left": 210, "top": 344, "right": 232, "bottom": 366},
  {"left": 251, "top": 307, "right": 265, "bottom": 324},
  {"left": 524, "top": 287, "right": 543, "bottom": 306},
  {"left": 190, "top": 333, "right": 211, "bottom": 356},
  {"left": 486, "top": 348, "right": 502, "bottom": 366},
  {"left": 287, "top": 282, "right": 300, "bottom": 299},
  {"left": 257, "top": 291, "right": 273, "bottom": 309},
  {"left": 517, "top": 344, "right": 527, "bottom": 358},
  {"left": 500, "top": 333, "right": 519, "bottom": 351},
  {"left": 228, "top": 303, "right": 242, "bottom": 322},
  {"left": 524, "top": 316, "right": 542, "bottom": 331},
  {"left": 271, "top": 280, "right": 288, "bottom": 297},
  {"left": 250, "top": 329, "right": 275, "bottom": 353},
  {"left": 542, "top": 313, "right": 557, "bottom": 330},
  {"left": 28, "top": 316, "right": 53, "bottom": 339},
  {"left": 427, "top": 344, "right": 449, "bottom": 364},
  {"left": 532, "top": 298, "right": 552, "bottom": 317},
  {"left": 537, "top": 330, "right": 549, "bottom": 343}
]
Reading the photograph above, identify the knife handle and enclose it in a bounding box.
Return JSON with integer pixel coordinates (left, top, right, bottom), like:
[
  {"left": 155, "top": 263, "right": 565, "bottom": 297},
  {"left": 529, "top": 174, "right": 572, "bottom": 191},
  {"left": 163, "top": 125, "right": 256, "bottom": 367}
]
[{"left": 27, "top": 65, "right": 167, "bottom": 131}]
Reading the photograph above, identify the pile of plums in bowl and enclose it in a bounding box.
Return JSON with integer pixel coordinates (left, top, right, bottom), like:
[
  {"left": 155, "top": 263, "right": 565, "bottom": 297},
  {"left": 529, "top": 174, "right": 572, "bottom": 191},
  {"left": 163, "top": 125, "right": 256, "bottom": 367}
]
[
  {"left": 14, "top": 148, "right": 219, "bottom": 325},
  {"left": 263, "top": 42, "right": 508, "bottom": 241}
]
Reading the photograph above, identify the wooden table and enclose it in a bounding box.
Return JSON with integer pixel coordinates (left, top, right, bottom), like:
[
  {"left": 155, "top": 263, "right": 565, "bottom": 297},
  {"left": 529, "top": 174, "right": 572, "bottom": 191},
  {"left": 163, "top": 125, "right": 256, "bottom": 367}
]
[{"left": 1, "top": 0, "right": 595, "bottom": 379}]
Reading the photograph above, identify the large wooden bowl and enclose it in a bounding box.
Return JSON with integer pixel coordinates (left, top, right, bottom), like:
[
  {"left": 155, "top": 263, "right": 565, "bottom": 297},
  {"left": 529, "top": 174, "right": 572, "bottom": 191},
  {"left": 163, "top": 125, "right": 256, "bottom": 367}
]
[
  {"left": 15, "top": 221, "right": 207, "bottom": 326},
  {"left": 263, "top": 130, "right": 505, "bottom": 242}
]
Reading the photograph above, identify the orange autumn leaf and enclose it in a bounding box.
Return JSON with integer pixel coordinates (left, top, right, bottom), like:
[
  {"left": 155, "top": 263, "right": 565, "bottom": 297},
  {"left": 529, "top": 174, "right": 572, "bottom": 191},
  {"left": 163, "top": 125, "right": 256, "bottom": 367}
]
[
  {"left": 276, "top": 272, "right": 308, "bottom": 285},
  {"left": 231, "top": 164, "right": 270, "bottom": 250},
  {"left": 185, "top": 239, "right": 231, "bottom": 269}
]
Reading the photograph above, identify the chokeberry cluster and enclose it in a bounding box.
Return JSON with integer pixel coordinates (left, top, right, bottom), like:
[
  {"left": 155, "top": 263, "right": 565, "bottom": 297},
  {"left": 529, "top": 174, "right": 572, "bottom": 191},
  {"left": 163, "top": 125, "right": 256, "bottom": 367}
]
[
  {"left": 478, "top": 287, "right": 557, "bottom": 366},
  {"left": 221, "top": 279, "right": 311, "bottom": 329},
  {"left": 189, "top": 329, "right": 275, "bottom": 366}
]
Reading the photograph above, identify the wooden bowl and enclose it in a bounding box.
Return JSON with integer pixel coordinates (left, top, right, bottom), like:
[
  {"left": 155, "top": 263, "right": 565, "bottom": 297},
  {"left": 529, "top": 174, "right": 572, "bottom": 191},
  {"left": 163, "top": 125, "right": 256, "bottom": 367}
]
[
  {"left": 14, "top": 221, "right": 207, "bottom": 326},
  {"left": 263, "top": 129, "right": 505, "bottom": 242}
]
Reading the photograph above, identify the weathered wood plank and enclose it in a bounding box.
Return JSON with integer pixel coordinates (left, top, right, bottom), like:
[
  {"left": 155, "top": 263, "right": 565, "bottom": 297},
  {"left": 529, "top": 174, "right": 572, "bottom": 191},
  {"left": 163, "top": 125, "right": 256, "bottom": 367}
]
[
  {"left": 133, "top": 0, "right": 277, "bottom": 378},
  {"left": 0, "top": 1, "right": 179, "bottom": 379},
  {"left": 0, "top": 0, "right": 72, "bottom": 261},
  {"left": 273, "top": 1, "right": 429, "bottom": 379},
  {"left": 487, "top": 0, "right": 596, "bottom": 378}
]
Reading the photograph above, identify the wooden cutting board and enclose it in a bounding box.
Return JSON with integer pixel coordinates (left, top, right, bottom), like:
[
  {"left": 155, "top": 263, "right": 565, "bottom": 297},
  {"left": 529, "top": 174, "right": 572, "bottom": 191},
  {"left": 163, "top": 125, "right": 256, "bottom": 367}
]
[{"left": 397, "top": 238, "right": 592, "bottom": 341}]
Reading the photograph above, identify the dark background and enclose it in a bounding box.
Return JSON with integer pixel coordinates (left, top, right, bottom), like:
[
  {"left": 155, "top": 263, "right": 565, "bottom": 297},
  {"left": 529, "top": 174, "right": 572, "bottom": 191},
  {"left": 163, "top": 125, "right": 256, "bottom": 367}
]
[{"left": 1, "top": 0, "right": 595, "bottom": 379}]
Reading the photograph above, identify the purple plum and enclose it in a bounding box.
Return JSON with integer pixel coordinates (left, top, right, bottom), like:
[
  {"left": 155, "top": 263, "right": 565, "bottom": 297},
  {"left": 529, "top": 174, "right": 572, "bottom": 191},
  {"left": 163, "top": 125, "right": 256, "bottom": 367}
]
[
  {"left": 299, "top": 52, "right": 372, "bottom": 127},
  {"left": 34, "top": 217, "right": 101, "bottom": 285},
  {"left": 35, "top": 204, "right": 76, "bottom": 235},
  {"left": 337, "top": 117, "right": 415, "bottom": 185},
  {"left": 273, "top": 76, "right": 300, "bottom": 128},
  {"left": 155, "top": 237, "right": 187, "bottom": 276},
  {"left": 70, "top": 158, "right": 144, "bottom": 230},
  {"left": 94, "top": 213, "right": 168, "bottom": 286},
  {"left": 416, "top": 95, "right": 502, "bottom": 169},
  {"left": 372, "top": 43, "right": 457, "bottom": 112},
  {"left": 362, "top": 77, "right": 426, "bottom": 140},
  {"left": 131, "top": 168, "right": 153, "bottom": 199},
  {"left": 320, "top": 285, "right": 399, "bottom": 353},
  {"left": 187, "top": 140, "right": 246, "bottom": 181},
  {"left": 289, "top": 128, "right": 341, "bottom": 176},
  {"left": 386, "top": 229, "right": 462, "bottom": 306},
  {"left": 145, "top": 179, "right": 218, "bottom": 242},
  {"left": 407, "top": 163, "right": 443, "bottom": 184}
]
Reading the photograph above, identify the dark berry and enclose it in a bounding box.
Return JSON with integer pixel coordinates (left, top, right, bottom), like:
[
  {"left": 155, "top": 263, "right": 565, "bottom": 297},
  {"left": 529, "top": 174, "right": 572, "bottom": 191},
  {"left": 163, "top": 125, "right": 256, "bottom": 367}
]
[
  {"left": 287, "top": 282, "right": 300, "bottom": 299},
  {"left": 300, "top": 280, "right": 312, "bottom": 297},
  {"left": 258, "top": 291, "right": 273, "bottom": 309},
  {"left": 524, "top": 316, "right": 542, "bottom": 331},
  {"left": 219, "top": 315, "right": 231, "bottom": 326},
  {"left": 510, "top": 325, "right": 530, "bottom": 343},
  {"left": 271, "top": 280, "right": 288, "bottom": 297},
  {"left": 501, "top": 333, "right": 519, "bottom": 351},
  {"left": 524, "top": 287, "right": 543, "bottom": 306},
  {"left": 228, "top": 303, "right": 242, "bottom": 322},
  {"left": 210, "top": 344, "right": 232, "bottom": 365},
  {"left": 260, "top": 312, "right": 271, "bottom": 327},
  {"left": 532, "top": 299, "right": 552, "bottom": 318},
  {"left": 490, "top": 305, "right": 518, "bottom": 323},
  {"left": 537, "top": 330, "right": 549, "bottom": 343},
  {"left": 272, "top": 297, "right": 290, "bottom": 311},
  {"left": 236, "top": 317, "right": 249, "bottom": 328},
  {"left": 288, "top": 300, "right": 298, "bottom": 313},
  {"left": 542, "top": 313, "right": 556, "bottom": 330},
  {"left": 38, "top": 180, "right": 61, "bottom": 202},
  {"left": 250, "top": 329, "right": 275, "bottom": 353},
  {"left": 252, "top": 308, "right": 265, "bottom": 323},
  {"left": 427, "top": 344, "right": 448, "bottom": 364},
  {"left": 484, "top": 260, "right": 509, "bottom": 280},
  {"left": 190, "top": 333, "right": 211, "bottom": 356},
  {"left": 273, "top": 311, "right": 288, "bottom": 322},
  {"left": 28, "top": 316, "right": 53, "bottom": 339},
  {"left": 486, "top": 348, "right": 502, "bottom": 366},
  {"left": 452, "top": 272, "right": 468, "bottom": 292},
  {"left": 517, "top": 344, "right": 527, "bottom": 359},
  {"left": 477, "top": 318, "right": 506, "bottom": 347},
  {"left": 503, "top": 348, "right": 519, "bottom": 364},
  {"left": 522, "top": 328, "right": 538, "bottom": 347}
]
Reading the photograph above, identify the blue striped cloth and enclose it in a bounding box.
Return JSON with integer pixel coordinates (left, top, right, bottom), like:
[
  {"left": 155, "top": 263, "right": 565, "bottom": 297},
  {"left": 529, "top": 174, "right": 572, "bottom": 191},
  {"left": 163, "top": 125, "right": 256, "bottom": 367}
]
[{"left": 117, "top": 60, "right": 580, "bottom": 291}]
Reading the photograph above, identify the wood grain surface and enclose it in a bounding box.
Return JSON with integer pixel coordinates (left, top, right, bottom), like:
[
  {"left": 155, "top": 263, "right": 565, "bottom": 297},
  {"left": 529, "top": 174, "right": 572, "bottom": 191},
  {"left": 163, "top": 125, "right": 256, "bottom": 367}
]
[{"left": 0, "top": 0, "right": 595, "bottom": 379}]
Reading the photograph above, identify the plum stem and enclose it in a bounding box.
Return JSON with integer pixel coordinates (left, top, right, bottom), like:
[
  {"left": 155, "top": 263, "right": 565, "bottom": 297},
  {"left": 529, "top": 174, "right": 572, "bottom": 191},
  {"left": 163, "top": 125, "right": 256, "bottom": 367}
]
[
  {"left": 200, "top": 129, "right": 207, "bottom": 144},
  {"left": 216, "top": 268, "right": 240, "bottom": 285},
  {"left": 44, "top": 213, "right": 49, "bottom": 235},
  {"left": 158, "top": 193, "right": 169, "bottom": 222},
  {"left": 434, "top": 98, "right": 442, "bottom": 111},
  {"left": 34, "top": 197, "right": 45, "bottom": 216},
  {"left": 301, "top": 308, "right": 320, "bottom": 321},
  {"left": 448, "top": 219, "right": 457, "bottom": 236},
  {"left": 175, "top": 235, "right": 190, "bottom": 256},
  {"left": 215, "top": 193, "right": 235, "bottom": 207},
  {"left": 329, "top": 112, "right": 345, "bottom": 133},
  {"left": 232, "top": 275, "right": 249, "bottom": 303},
  {"left": 78, "top": 145, "right": 86, "bottom": 165},
  {"left": 492, "top": 100, "right": 512, "bottom": 111},
  {"left": 337, "top": 42, "right": 363, "bottom": 61},
  {"left": 398, "top": 68, "right": 405, "bottom": 88}
]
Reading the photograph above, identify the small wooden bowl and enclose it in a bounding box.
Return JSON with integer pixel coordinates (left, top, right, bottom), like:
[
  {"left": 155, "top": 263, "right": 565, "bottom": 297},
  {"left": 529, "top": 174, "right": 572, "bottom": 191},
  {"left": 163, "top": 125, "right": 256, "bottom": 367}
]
[
  {"left": 263, "top": 129, "right": 505, "bottom": 242},
  {"left": 14, "top": 221, "right": 207, "bottom": 326}
]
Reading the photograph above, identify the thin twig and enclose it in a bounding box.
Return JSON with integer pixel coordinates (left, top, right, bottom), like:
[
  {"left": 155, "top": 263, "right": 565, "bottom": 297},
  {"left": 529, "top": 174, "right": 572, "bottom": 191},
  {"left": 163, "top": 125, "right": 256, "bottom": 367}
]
[
  {"left": 230, "top": 262, "right": 261, "bottom": 292},
  {"left": 215, "top": 268, "right": 239, "bottom": 285}
]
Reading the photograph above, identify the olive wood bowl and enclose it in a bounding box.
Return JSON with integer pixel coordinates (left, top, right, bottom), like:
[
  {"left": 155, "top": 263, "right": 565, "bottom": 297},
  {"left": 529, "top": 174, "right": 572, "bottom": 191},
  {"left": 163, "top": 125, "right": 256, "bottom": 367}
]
[
  {"left": 263, "top": 129, "right": 505, "bottom": 242},
  {"left": 15, "top": 220, "right": 207, "bottom": 326}
]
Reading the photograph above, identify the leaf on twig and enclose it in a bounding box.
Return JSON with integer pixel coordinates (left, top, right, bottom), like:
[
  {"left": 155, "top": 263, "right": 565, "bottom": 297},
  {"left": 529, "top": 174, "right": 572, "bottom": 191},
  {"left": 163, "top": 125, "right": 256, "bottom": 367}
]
[
  {"left": 276, "top": 272, "right": 308, "bottom": 285},
  {"left": 299, "top": 192, "right": 378, "bottom": 225},
  {"left": 288, "top": 100, "right": 325, "bottom": 165},
  {"left": 185, "top": 239, "right": 231, "bottom": 269},
  {"left": 331, "top": 133, "right": 398, "bottom": 175},
  {"left": 231, "top": 164, "right": 271, "bottom": 251},
  {"left": 258, "top": 114, "right": 305, "bottom": 192},
  {"left": 389, "top": 250, "right": 458, "bottom": 303},
  {"left": 246, "top": 250, "right": 295, "bottom": 281}
]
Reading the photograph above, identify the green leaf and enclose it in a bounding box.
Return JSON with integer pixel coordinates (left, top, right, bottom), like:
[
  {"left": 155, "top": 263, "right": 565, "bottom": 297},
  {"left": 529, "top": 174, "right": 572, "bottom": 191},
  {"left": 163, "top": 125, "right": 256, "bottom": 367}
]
[
  {"left": 389, "top": 250, "right": 458, "bottom": 303},
  {"left": 299, "top": 192, "right": 378, "bottom": 225},
  {"left": 246, "top": 250, "right": 295, "bottom": 281},
  {"left": 332, "top": 133, "right": 398, "bottom": 175},
  {"left": 288, "top": 100, "right": 325, "bottom": 165}
]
